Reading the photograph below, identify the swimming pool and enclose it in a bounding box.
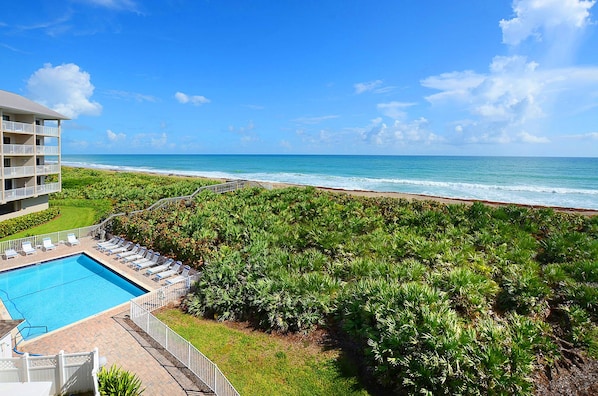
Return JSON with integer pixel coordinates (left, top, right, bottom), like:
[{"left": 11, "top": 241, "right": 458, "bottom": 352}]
[{"left": 0, "top": 253, "right": 146, "bottom": 340}]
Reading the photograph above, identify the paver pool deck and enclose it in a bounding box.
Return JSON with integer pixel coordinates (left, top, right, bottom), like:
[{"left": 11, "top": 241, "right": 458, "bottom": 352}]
[{"left": 0, "top": 237, "right": 199, "bottom": 396}]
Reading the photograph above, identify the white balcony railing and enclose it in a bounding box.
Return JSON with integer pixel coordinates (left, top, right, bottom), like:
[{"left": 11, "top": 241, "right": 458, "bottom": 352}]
[
  {"left": 3, "top": 166, "right": 35, "bottom": 178},
  {"left": 2, "top": 182, "right": 60, "bottom": 202},
  {"left": 1, "top": 165, "right": 59, "bottom": 178},
  {"left": 36, "top": 146, "right": 59, "bottom": 155},
  {"left": 36, "top": 182, "right": 61, "bottom": 195},
  {"left": 36, "top": 164, "right": 60, "bottom": 174},
  {"left": 4, "top": 186, "right": 35, "bottom": 201},
  {"left": 35, "top": 124, "right": 60, "bottom": 137},
  {"left": 2, "top": 121, "right": 60, "bottom": 136},
  {"left": 3, "top": 144, "right": 35, "bottom": 155},
  {"left": 2, "top": 120, "right": 34, "bottom": 134}
]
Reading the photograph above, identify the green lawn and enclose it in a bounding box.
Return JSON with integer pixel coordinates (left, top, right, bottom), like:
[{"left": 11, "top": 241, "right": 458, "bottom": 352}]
[
  {"left": 156, "top": 309, "right": 370, "bottom": 396},
  {"left": 0, "top": 206, "right": 98, "bottom": 241}
]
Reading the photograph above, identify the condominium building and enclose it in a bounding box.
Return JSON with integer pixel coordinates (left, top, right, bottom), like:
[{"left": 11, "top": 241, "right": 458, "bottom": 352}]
[{"left": 0, "top": 90, "right": 68, "bottom": 221}]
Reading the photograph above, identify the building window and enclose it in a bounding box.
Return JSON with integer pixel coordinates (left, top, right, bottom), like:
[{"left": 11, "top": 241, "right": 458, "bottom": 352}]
[
  {"left": 3, "top": 158, "right": 10, "bottom": 167},
  {"left": 4, "top": 179, "right": 12, "bottom": 191},
  {"left": 3, "top": 137, "right": 10, "bottom": 144},
  {"left": 2, "top": 115, "right": 9, "bottom": 121}
]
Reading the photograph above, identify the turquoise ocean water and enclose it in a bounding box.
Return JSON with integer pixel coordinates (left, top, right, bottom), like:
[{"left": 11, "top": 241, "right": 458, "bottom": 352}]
[{"left": 62, "top": 155, "right": 598, "bottom": 210}]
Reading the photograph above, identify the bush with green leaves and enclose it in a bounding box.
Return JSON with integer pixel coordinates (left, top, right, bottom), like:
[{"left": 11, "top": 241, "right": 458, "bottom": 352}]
[
  {"left": 0, "top": 207, "right": 60, "bottom": 238},
  {"left": 97, "top": 364, "right": 144, "bottom": 396},
  {"left": 99, "top": 177, "right": 598, "bottom": 394}
]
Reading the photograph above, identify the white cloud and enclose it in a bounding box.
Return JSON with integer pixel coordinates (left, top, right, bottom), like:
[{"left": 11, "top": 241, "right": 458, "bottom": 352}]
[
  {"left": 293, "top": 115, "right": 339, "bottom": 124},
  {"left": 82, "top": 0, "right": 139, "bottom": 12},
  {"left": 354, "top": 80, "right": 383, "bottom": 94},
  {"left": 363, "top": 118, "right": 443, "bottom": 146},
  {"left": 106, "top": 90, "right": 157, "bottom": 102},
  {"left": 518, "top": 131, "right": 550, "bottom": 143},
  {"left": 131, "top": 132, "right": 172, "bottom": 149},
  {"left": 106, "top": 129, "right": 126, "bottom": 142},
  {"left": 500, "top": 0, "right": 595, "bottom": 46},
  {"left": 174, "top": 91, "right": 210, "bottom": 105},
  {"left": 377, "top": 101, "right": 416, "bottom": 119},
  {"left": 354, "top": 80, "right": 395, "bottom": 94},
  {"left": 26, "top": 63, "right": 102, "bottom": 119}
]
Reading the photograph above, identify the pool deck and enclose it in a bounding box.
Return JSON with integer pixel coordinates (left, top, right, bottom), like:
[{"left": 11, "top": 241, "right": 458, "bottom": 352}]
[{"left": 0, "top": 237, "right": 206, "bottom": 396}]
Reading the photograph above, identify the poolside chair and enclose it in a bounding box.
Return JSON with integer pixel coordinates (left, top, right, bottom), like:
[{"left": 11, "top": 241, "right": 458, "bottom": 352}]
[
  {"left": 96, "top": 236, "right": 118, "bottom": 249},
  {"left": 116, "top": 244, "right": 141, "bottom": 259},
  {"left": 154, "top": 261, "right": 183, "bottom": 281},
  {"left": 21, "top": 241, "right": 36, "bottom": 256},
  {"left": 129, "top": 249, "right": 153, "bottom": 267},
  {"left": 145, "top": 258, "right": 175, "bottom": 276},
  {"left": 134, "top": 252, "right": 161, "bottom": 271},
  {"left": 98, "top": 237, "right": 124, "bottom": 252},
  {"left": 42, "top": 237, "right": 57, "bottom": 251},
  {"left": 165, "top": 265, "right": 191, "bottom": 285},
  {"left": 4, "top": 248, "right": 18, "bottom": 259},
  {"left": 122, "top": 247, "right": 148, "bottom": 263},
  {"left": 106, "top": 241, "right": 132, "bottom": 255},
  {"left": 67, "top": 233, "right": 80, "bottom": 246}
]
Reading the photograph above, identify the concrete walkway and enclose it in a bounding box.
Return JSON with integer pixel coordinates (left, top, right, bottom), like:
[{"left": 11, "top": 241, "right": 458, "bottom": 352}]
[{"left": 1, "top": 237, "right": 208, "bottom": 396}]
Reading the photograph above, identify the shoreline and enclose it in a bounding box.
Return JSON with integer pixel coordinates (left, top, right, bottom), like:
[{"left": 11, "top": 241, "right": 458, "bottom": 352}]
[{"left": 65, "top": 165, "right": 598, "bottom": 217}]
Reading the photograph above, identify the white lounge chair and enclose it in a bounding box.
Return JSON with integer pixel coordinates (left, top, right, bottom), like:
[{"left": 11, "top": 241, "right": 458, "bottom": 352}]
[
  {"left": 96, "top": 237, "right": 118, "bottom": 249},
  {"left": 130, "top": 249, "right": 154, "bottom": 267},
  {"left": 122, "top": 247, "right": 148, "bottom": 263},
  {"left": 67, "top": 233, "right": 80, "bottom": 246},
  {"left": 99, "top": 237, "right": 124, "bottom": 252},
  {"left": 4, "top": 248, "right": 18, "bottom": 259},
  {"left": 42, "top": 238, "right": 56, "bottom": 251},
  {"left": 145, "top": 258, "right": 175, "bottom": 276},
  {"left": 154, "top": 261, "right": 183, "bottom": 281},
  {"left": 107, "top": 241, "right": 132, "bottom": 255},
  {"left": 116, "top": 244, "right": 141, "bottom": 259},
  {"left": 21, "top": 241, "right": 36, "bottom": 256},
  {"left": 134, "top": 252, "right": 161, "bottom": 271},
  {"left": 165, "top": 265, "right": 191, "bottom": 285}
]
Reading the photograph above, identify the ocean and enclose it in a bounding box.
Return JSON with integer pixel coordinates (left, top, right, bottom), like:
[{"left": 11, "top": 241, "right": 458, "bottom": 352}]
[{"left": 61, "top": 155, "right": 598, "bottom": 210}]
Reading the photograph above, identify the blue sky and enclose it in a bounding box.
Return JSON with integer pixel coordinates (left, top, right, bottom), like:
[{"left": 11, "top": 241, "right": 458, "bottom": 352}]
[{"left": 1, "top": 0, "right": 598, "bottom": 156}]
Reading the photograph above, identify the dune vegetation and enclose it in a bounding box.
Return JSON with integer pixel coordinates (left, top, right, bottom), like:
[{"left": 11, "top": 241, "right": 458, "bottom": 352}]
[{"left": 106, "top": 182, "right": 598, "bottom": 395}]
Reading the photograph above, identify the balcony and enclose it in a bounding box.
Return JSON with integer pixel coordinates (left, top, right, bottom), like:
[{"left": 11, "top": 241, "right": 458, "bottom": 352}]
[
  {"left": 3, "top": 166, "right": 35, "bottom": 178},
  {"left": 2, "top": 120, "right": 34, "bottom": 134},
  {"left": 2, "top": 144, "right": 59, "bottom": 155},
  {"left": 37, "top": 164, "right": 60, "bottom": 174},
  {"left": 3, "top": 144, "right": 34, "bottom": 155},
  {"left": 2, "top": 182, "right": 61, "bottom": 202},
  {"left": 35, "top": 124, "right": 60, "bottom": 137},
  {"left": 2, "top": 164, "right": 60, "bottom": 178},
  {"left": 1, "top": 121, "right": 60, "bottom": 137}
]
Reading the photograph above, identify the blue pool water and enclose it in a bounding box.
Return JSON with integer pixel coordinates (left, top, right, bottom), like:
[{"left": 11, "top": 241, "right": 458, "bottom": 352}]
[{"left": 0, "top": 254, "right": 146, "bottom": 340}]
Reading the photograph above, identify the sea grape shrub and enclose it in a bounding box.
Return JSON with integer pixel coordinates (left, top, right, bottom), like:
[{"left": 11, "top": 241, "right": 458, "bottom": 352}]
[
  {"left": 338, "top": 280, "right": 550, "bottom": 395},
  {"left": 93, "top": 180, "right": 598, "bottom": 392}
]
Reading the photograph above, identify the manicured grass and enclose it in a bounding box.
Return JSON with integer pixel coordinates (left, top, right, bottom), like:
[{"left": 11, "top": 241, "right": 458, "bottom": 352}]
[
  {"left": 156, "top": 309, "right": 370, "bottom": 396},
  {"left": 0, "top": 206, "right": 98, "bottom": 241}
]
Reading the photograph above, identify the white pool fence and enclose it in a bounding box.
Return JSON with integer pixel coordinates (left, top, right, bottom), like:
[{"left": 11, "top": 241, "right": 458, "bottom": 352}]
[
  {"left": 130, "top": 282, "right": 240, "bottom": 396},
  {"left": 0, "top": 348, "right": 99, "bottom": 395}
]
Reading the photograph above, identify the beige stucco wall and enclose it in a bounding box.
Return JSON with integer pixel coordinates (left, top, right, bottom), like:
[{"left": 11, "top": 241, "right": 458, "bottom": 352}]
[{"left": 0, "top": 195, "right": 49, "bottom": 222}]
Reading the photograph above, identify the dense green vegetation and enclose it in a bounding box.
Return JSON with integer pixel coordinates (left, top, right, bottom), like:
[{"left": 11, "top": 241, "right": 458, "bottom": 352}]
[
  {"left": 54, "top": 167, "right": 218, "bottom": 213},
  {"left": 157, "top": 309, "right": 368, "bottom": 396},
  {"left": 0, "top": 167, "right": 219, "bottom": 239},
  {"left": 0, "top": 207, "right": 60, "bottom": 239},
  {"left": 111, "top": 186, "right": 598, "bottom": 394}
]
